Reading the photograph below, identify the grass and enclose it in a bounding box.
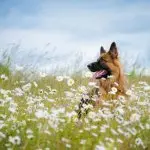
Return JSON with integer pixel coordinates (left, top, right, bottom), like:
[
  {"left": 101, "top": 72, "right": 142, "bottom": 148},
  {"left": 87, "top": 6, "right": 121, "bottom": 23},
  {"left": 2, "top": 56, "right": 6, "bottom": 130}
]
[{"left": 0, "top": 64, "right": 150, "bottom": 150}]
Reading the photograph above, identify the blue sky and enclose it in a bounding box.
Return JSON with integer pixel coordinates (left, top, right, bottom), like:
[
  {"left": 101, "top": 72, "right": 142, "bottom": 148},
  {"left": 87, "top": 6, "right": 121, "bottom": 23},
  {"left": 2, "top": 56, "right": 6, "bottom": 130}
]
[{"left": 0, "top": 0, "right": 150, "bottom": 71}]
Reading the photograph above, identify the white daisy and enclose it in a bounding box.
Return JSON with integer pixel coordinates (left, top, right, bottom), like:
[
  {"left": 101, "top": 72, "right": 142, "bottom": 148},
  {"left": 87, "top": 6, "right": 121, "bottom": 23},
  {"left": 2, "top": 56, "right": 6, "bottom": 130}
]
[
  {"left": 33, "top": 81, "right": 38, "bottom": 87},
  {"left": 109, "top": 87, "right": 117, "bottom": 95},
  {"left": 135, "top": 138, "right": 143, "bottom": 146},
  {"left": 88, "top": 82, "right": 96, "bottom": 87},
  {"left": 126, "top": 89, "right": 132, "bottom": 96},
  {"left": 1, "top": 74, "right": 8, "bottom": 80},
  {"left": 84, "top": 71, "right": 93, "bottom": 78},
  {"left": 56, "top": 76, "right": 64, "bottom": 82},
  {"left": 22, "top": 83, "right": 32, "bottom": 92},
  {"left": 80, "top": 139, "right": 86, "bottom": 145},
  {"left": 9, "top": 136, "right": 21, "bottom": 145},
  {"left": 130, "top": 113, "right": 141, "bottom": 122},
  {"left": 67, "top": 78, "right": 74, "bottom": 86},
  {"left": 39, "top": 72, "right": 47, "bottom": 78}
]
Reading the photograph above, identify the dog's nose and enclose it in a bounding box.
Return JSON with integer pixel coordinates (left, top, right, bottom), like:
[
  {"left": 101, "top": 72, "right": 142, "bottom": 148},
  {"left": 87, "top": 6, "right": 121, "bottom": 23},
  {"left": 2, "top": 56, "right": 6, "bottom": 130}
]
[{"left": 87, "top": 64, "right": 92, "bottom": 69}]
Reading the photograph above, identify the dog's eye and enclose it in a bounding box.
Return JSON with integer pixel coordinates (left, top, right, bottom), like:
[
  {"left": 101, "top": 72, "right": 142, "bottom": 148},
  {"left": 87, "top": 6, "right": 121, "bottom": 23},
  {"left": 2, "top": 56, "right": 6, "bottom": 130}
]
[
  {"left": 104, "top": 59, "right": 108, "bottom": 62},
  {"left": 101, "top": 57, "right": 108, "bottom": 62}
]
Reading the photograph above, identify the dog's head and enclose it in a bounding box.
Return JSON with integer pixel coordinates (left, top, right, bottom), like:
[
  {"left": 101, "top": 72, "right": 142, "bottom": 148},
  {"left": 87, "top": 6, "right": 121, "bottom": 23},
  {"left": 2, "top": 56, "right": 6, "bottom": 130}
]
[{"left": 87, "top": 42, "right": 119, "bottom": 79}]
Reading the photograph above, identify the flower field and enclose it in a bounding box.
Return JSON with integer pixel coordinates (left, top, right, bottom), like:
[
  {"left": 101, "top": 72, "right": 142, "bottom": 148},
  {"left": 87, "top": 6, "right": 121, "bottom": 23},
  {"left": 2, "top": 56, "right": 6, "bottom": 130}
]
[{"left": 0, "top": 68, "right": 150, "bottom": 150}]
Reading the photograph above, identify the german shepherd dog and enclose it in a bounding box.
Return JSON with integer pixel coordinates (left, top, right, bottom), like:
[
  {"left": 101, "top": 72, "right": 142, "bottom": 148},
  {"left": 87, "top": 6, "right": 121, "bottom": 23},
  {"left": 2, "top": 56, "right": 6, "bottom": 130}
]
[{"left": 77, "top": 42, "right": 126, "bottom": 118}]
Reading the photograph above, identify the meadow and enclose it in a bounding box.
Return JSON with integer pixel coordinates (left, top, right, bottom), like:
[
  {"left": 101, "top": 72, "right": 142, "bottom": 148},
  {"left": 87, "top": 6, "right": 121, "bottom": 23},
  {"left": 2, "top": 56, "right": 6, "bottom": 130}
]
[{"left": 0, "top": 58, "right": 150, "bottom": 150}]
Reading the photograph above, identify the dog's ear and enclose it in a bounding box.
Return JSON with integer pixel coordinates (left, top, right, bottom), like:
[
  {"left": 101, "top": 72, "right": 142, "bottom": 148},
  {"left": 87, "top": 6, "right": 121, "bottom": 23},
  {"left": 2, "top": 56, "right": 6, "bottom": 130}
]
[
  {"left": 100, "top": 46, "right": 106, "bottom": 55},
  {"left": 109, "top": 42, "right": 118, "bottom": 59}
]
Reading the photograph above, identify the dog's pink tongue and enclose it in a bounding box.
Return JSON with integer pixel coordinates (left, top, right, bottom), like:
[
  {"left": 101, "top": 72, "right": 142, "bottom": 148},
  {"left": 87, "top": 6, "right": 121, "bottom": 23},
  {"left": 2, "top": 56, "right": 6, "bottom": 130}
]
[{"left": 93, "top": 70, "right": 107, "bottom": 79}]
